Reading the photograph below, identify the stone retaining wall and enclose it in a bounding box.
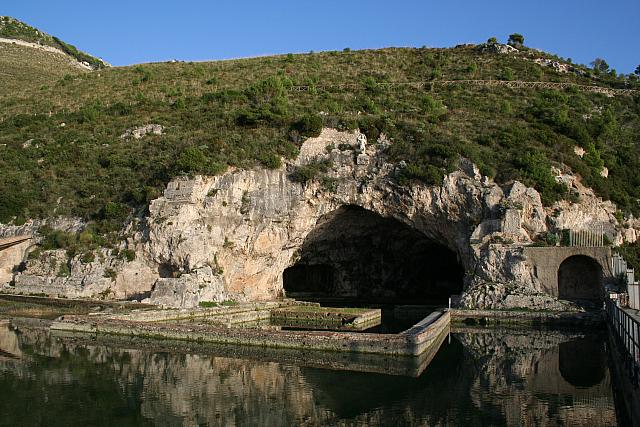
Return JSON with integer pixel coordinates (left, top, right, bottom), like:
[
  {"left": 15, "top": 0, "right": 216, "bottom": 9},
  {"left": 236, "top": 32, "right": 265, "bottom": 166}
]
[
  {"left": 450, "top": 308, "right": 603, "bottom": 326},
  {"left": 51, "top": 309, "right": 450, "bottom": 356}
]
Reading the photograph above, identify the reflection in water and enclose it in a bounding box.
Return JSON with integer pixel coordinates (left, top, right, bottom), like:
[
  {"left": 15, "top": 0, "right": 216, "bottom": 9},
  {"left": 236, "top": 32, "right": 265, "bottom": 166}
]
[
  {"left": 0, "top": 321, "right": 618, "bottom": 427},
  {"left": 559, "top": 336, "right": 606, "bottom": 387}
]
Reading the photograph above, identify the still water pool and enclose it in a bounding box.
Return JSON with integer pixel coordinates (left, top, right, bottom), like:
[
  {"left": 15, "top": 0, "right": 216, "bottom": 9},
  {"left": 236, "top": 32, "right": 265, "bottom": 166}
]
[{"left": 0, "top": 320, "right": 620, "bottom": 426}]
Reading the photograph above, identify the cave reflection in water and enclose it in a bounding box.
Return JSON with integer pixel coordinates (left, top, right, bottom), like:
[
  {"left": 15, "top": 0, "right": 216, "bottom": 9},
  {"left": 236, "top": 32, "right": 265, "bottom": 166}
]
[{"left": 0, "top": 323, "right": 619, "bottom": 427}]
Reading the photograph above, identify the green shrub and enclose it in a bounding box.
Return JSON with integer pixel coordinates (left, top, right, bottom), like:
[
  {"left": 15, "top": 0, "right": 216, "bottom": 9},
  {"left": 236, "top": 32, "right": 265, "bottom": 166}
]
[
  {"left": 119, "top": 249, "right": 136, "bottom": 262},
  {"left": 513, "top": 150, "right": 567, "bottom": 205},
  {"left": 500, "top": 67, "right": 515, "bottom": 81},
  {"left": 175, "top": 147, "right": 223, "bottom": 175},
  {"left": 289, "top": 160, "right": 332, "bottom": 184},
  {"left": 103, "top": 268, "right": 117, "bottom": 280},
  {"left": 57, "top": 263, "right": 71, "bottom": 277},
  {"left": 260, "top": 153, "right": 282, "bottom": 169},
  {"left": 292, "top": 114, "right": 323, "bottom": 137},
  {"left": 618, "top": 242, "right": 640, "bottom": 272},
  {"left": 398, "top": 163, "right": 445, "bottom": 186},
  {"left": 507, "top": 33, "right": 525, "bottom": 47},
  {"left": 80, "top": 252, "right": 95, "bottom": 264},
  {"left": 320, "top": 176, "right": 339, "bottom": 192},
  {"left": 199, "top": 301, "right": 219, "bottom": 308}
]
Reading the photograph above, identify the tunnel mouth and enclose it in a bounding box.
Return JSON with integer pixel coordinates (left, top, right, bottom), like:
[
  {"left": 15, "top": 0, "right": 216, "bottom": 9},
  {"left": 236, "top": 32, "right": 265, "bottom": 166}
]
[
  {"left": 557, "top": 255, "right": 603, "bottom": 302},
  {"left": 283, "top": 205, "right": 464, "bottom": 306}
]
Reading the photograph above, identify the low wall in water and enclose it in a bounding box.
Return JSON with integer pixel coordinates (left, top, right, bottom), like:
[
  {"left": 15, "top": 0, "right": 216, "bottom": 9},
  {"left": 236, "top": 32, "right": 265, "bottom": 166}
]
[{"left": 50, "top": 309, "right": 450, "bottom": 357}]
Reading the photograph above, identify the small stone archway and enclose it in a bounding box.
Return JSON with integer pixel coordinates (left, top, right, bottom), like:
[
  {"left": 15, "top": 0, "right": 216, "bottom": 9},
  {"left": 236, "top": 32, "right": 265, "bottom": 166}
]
[
  {"left": 557, "top": 255, "right": 603, "bottom": 301},
  {"left": 523, "top": 246, "right": 611, "bottom": 299},
  {"left": 282, "top": 205, "right": 465, "bottom": 304}
]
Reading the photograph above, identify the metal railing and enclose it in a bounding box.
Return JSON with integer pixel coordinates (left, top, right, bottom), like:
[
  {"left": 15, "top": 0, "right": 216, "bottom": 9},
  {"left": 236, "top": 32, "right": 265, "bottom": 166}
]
[
  {"left": 568, "top": 225, "right": 606, "bottom": 247},
  {"left": 605, "top": 298, "right": 640, "bottom": 386}
]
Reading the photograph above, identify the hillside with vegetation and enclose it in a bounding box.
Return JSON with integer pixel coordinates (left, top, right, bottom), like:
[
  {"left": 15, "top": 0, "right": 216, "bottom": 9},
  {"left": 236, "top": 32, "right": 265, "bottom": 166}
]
[
  {"left": 0, "top": 21, "right": 639, "bottom": 246},
  {"left": 0, "top": 16, "right": 107, "bottom": 69}
]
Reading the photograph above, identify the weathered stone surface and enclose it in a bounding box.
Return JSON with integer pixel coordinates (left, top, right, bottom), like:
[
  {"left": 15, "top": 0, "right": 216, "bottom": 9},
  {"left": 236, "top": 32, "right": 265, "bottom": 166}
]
[
  {"left": 2, "top": 128, "right": 637, "bottom": 308},
  {"left": 142, "top": 129, "right": 630, "bottom": 307},
  {"left": 120, "top": 124, "right": 164, "bottom": 139},
  {"left": 0, "top": 240, "right": 31, "bottom": 284},
  {"left": 623, "top": 217, "right": 640, "bottom": 244},
  {"left": 551, "top": 166, "right": 621, "bottom": 243},
  {"left": 148, "top": 267, "right": 229, "bottom": 308},
  {"left": 533, "top": 57, "right": 574, "bottom": 73},
  {"left": 482, "top": 43, "right": 519, "bottom": 54}
]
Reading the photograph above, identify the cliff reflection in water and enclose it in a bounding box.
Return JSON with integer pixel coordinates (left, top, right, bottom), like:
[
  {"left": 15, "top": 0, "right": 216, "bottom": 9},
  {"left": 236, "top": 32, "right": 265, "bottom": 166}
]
[{"left": 0, "top": 321, "right": 618, "bottom": 426}]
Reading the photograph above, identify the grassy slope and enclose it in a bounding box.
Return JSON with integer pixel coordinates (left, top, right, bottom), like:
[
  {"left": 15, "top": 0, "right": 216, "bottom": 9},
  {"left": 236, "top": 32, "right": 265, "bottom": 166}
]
[
  {"left": 0, "top": 42, "right": 85, "bottom": 94},
  {"left": 0, "top": 16, "right": 106, "bottom": 69},
  {"left": 0, "top": 42, "right": 639, "bottom": 234}
]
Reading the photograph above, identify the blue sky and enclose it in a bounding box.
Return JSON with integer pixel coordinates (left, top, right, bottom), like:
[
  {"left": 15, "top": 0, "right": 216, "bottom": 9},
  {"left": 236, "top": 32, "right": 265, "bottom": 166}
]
[{"left": 4, "top": 1, "right": 639, "bottom": 73}]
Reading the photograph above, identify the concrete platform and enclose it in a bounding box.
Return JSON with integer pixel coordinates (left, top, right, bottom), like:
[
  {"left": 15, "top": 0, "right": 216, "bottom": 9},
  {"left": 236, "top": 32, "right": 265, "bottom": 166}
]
[
  {"left": 450, "top": 308, "right": 604, "bottom": 326},
  {"left": 270, "top": 305, "right": 381, "bottom": 331},
  {"left": 50, "top": 307, "right": 450, "bottom": 357}
]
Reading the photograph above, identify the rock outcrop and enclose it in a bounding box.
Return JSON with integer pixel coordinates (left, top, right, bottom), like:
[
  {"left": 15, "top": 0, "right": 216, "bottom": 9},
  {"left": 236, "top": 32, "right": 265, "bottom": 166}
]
[
  {"left": 2, "top": 128, "right": 637, "bottom": 309},
  {"left": 120, "top": 124, "right": 164, "bottom": 140}
]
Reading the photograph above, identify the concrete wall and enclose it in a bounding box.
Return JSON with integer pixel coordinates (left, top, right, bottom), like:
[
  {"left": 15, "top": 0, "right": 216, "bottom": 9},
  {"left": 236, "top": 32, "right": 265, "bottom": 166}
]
[
  {"left": 0, "top": 240, "right": 32, "bottom": 285},
  {"left": 523, "top": 246, "right": 612, "bottom": 298}
]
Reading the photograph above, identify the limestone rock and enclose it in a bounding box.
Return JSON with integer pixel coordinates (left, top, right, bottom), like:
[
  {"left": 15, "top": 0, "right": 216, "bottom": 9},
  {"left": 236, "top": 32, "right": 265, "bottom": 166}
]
[
  {"left": 622, "top": 217, "right": 640, "bottom": 244},
  {"left": 600, "top": 167, "right": 608, "bottom": 178},
  {"left": 143, "top": 129, "right": 562, "bottom": 307},
  {"left": 550, "top": 167, "right": 620, "bottom": 244},
  {"left": 533, "top": 58, "right": 573, "bottom": 73},
  {"left": 149, "top": 267, "right": 230, "bottom": 308},
  {"left": 482, "top": 43, "right": 519, "bottom": 54},
  {"left": 120, "top": 124, "right": 164, "bottom": 140},
  {"left": 0, "top": 128, "right": 627, "bottom": 309},
  {"left": 459, "top": 281, "right": 576, "bottom": 311}
]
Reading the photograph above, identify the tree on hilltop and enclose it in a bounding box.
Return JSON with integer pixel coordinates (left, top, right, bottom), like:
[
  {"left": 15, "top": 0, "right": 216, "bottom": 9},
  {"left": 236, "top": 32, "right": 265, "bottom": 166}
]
[
  {"left": 487, "top": 37, "right": 498, "bottom": 44},
  {"left": 591, "top": 58, "right": 610, "bottom": 73},
  {"left": 508, "top": 33, "right": 524, "bottom": 47},
  {"left": 635, "top": 65, "right": 640, "bottom": 76}
]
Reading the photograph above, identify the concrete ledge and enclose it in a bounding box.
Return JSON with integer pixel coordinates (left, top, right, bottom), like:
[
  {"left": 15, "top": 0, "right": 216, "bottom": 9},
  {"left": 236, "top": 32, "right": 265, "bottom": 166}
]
[
  {"left": 270, "top": 306, "right": 382, "bottom": 330},
  {"left": 404, "top": 311, "right": 451, "bottom": 355},
  {"left": 105, "top": 301, "right": 295, "bottom": 323},
  {"left": 50, "top": 309, "right": 450, "bottom": 357},
  {"left": 450, "top": 308, "right": 603, "bottom": 326},
  {"left": 48, "top": 324, "right": 449, "bottom": 377}
]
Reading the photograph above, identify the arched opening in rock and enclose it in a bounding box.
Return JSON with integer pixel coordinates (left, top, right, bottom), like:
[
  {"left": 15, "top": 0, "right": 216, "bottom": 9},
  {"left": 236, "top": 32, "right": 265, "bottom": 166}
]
[
  {"left": 557, "top": 255, "right": 603, "bottom": 301},
  {"left": 283, "top": 205, "right": 464, "bottom": 304}
]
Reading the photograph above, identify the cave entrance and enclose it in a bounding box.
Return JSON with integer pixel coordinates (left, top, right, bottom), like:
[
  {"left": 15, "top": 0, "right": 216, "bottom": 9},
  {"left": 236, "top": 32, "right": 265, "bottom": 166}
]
[
  {"left": 283, "top": 205, "right": 464, "bottom": 305},
  {"left": 557, "top": 255, "right": 603, "bottom": 301}
]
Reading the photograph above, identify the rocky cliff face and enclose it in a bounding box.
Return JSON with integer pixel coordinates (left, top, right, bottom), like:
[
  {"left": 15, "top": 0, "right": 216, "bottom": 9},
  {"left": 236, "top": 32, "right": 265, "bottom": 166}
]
[{"left": 1, "top": 129, "right": 637, "bottom": 308}]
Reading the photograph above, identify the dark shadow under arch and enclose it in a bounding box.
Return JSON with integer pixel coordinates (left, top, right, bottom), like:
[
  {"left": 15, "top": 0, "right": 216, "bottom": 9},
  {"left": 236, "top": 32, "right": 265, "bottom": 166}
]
[
  {"left": 283, "top": 205, "right": 464, "bottom": 304},
  {"left": 557, "top": 255, "right": 603, "bottom": 301}
]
